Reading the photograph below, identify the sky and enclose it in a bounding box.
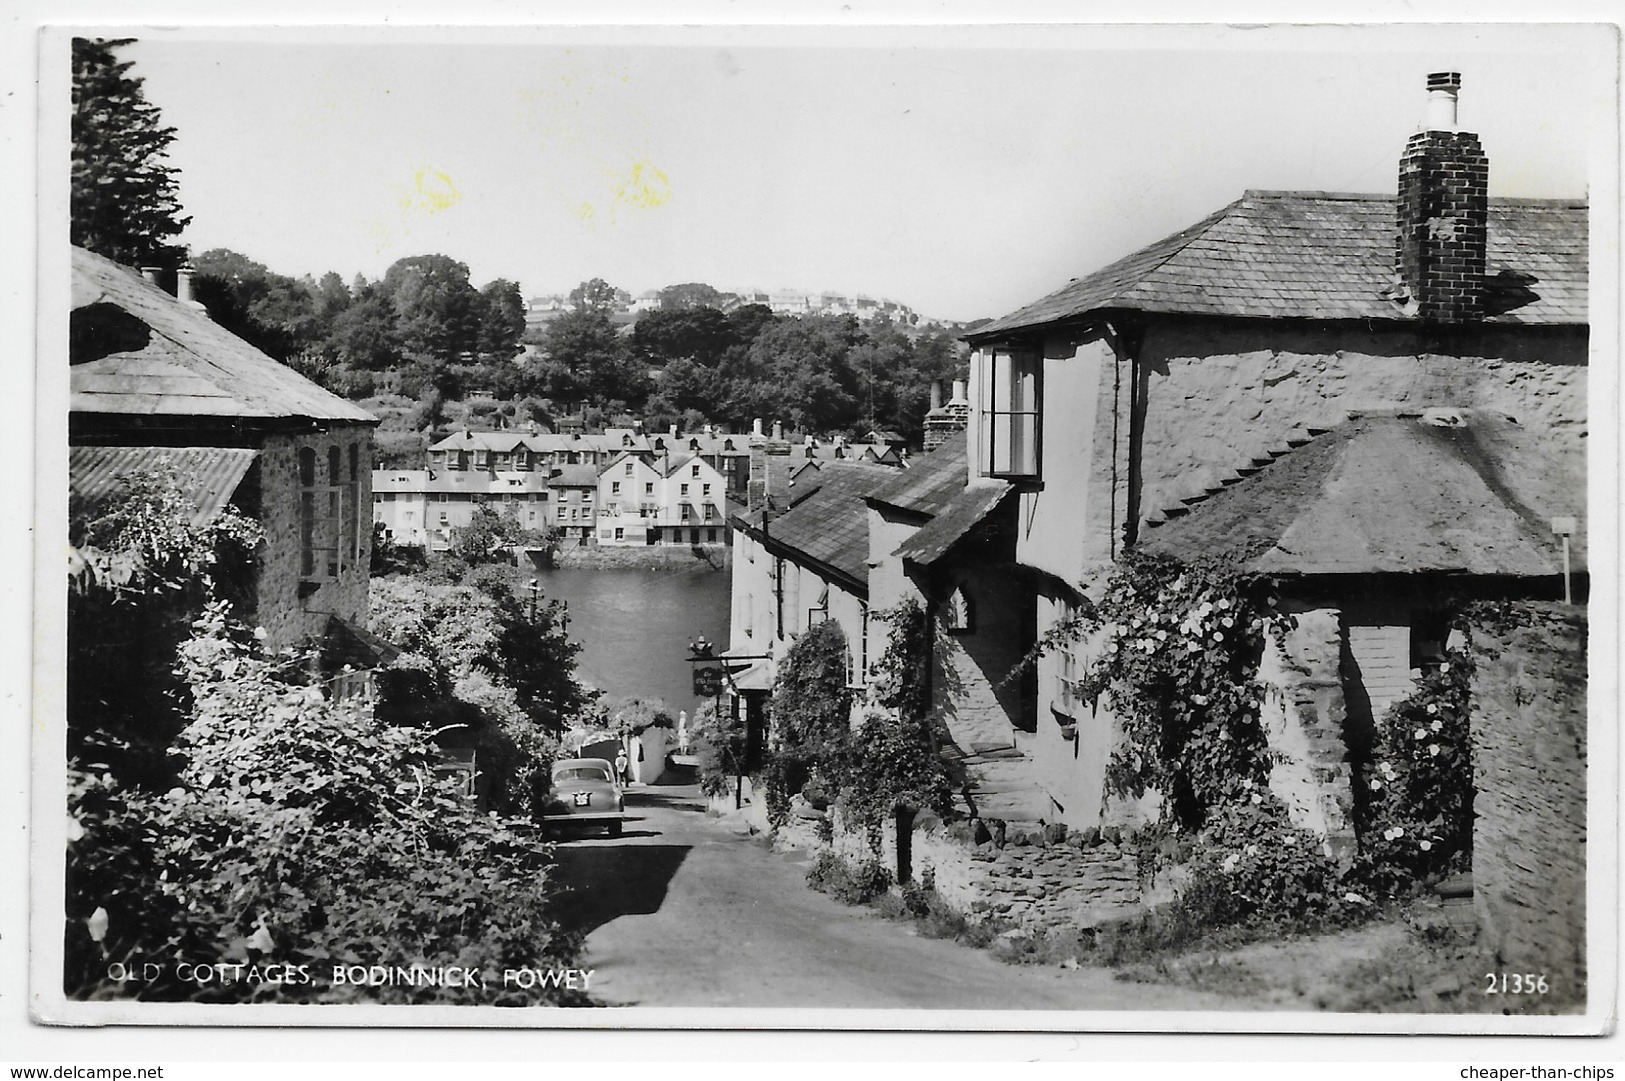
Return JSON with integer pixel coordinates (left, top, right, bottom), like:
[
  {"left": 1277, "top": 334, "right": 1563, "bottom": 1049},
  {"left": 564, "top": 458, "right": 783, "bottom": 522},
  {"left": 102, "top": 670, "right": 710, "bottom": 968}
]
[{"left": 90, "top": 22, "right": 1611, "bottom": 325}]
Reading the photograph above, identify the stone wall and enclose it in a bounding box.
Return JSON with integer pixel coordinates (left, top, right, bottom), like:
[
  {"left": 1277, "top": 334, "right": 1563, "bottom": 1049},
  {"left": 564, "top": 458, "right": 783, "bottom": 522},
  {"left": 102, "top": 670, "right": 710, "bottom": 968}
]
[
  {"left": 1469, "top": 602, "right": 1588, "bottom": 1006},
  {"left": 1258, "top": 606, "right": 1356, "bottom": 857},
  {"left": 256, "top": 427, "right": 373, "bottom": 651},
  {"left": 777, "top": 807, "right": 1144, "bottom": 933}
]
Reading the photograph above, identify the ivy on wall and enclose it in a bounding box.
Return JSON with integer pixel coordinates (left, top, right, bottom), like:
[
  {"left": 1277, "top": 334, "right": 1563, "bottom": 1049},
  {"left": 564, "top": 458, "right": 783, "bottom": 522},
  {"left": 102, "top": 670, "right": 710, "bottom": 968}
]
[{"left": 1086, "top": 552, "right": 1290, "bottom": 832}]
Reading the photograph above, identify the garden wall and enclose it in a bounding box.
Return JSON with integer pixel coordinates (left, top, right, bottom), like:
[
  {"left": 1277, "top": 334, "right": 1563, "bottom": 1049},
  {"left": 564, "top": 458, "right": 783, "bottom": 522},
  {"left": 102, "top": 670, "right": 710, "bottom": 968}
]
[
  {"left": 1468, "top": 602, "right": 1587, "bottom": 1005},
  {"left": 775, "top": 807, "right": 1145, "bottom": 932}
]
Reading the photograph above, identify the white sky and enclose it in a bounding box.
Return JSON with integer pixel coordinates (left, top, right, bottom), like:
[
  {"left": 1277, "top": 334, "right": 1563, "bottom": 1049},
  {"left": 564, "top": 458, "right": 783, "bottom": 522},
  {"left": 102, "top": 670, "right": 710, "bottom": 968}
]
[{"left": 106, "top": 23, "right": 1609, "bottom": 323}]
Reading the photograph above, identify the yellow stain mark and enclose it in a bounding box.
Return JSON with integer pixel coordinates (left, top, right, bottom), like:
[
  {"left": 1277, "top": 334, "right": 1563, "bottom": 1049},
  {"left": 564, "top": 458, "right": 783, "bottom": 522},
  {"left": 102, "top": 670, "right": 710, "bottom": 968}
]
[
  {"left": 399, "top": 167, "right": 463, "bottom": 216},
  {"left": 611, "top": 160, "right": 671, "bottom": 211}
]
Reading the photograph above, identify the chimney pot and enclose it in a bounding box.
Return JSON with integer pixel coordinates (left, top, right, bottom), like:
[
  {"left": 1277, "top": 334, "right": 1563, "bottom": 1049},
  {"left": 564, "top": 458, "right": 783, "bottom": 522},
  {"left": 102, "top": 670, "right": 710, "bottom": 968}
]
[
  {"left": 1424, "top": 71, "right": 1463, "bottom": 131},
  {"left": 929, "top": 381, "right": 944, "bottom": 411}
]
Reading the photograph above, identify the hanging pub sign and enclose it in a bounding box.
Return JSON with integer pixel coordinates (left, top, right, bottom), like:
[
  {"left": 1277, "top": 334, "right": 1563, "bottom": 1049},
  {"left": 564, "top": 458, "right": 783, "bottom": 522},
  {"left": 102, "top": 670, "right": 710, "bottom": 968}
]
[{"left": 692, "top": 665, "right": 723, "bottom": 697}]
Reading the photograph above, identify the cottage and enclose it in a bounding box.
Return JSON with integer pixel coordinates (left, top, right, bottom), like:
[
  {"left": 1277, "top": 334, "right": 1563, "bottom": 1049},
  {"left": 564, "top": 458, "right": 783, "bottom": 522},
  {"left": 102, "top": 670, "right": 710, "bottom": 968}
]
[
  {"left": 875, "top": 72, "right": 1586, "bottom": 838},
  {"left": 69, "top": 246, "right": 384, "bottom": 679}
]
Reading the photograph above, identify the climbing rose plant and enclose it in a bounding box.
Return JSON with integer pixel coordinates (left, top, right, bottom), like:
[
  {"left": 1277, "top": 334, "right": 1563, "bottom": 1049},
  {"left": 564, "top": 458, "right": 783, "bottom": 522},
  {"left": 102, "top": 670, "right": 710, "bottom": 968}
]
[{"left": 1355, "top": 648, "right": 1475, "bottom": 886}]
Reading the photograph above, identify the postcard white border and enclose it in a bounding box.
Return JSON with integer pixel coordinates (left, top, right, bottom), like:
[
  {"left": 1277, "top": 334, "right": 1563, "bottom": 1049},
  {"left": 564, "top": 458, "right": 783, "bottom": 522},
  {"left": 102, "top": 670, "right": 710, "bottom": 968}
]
[{"left": 11, "top": 4, "right": 1623, "bottom": 1058}]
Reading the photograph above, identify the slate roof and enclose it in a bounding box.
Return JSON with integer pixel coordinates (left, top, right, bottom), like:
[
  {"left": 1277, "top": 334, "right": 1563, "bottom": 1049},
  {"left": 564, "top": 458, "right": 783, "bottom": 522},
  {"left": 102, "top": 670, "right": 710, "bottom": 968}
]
[
  {"left": 69, "top": 445, "right": 259, "bottom": 526},
  {"left": 968, "top": 192, "right": 1588, "bottom": 340},
  {"left": 372, "top": 469, "right": 550, "bottom": 495},
  {"left": 70, "top": 247, "right": 377, "bottom": 424},
  {"left": 867, "top": 432, "right": 968, "bottom": 518},
  {"left": 893, "top": 480, "right": 1014, "bottom": 567},
  {"left": 1138, "top": 411, "right": 1585, "bottom": 577},
  {"left": 549, "top": 465, "right": 602, "bottom": 487},
  {"left": 746, "top": 462, "right": 902, "bottom": 589}
]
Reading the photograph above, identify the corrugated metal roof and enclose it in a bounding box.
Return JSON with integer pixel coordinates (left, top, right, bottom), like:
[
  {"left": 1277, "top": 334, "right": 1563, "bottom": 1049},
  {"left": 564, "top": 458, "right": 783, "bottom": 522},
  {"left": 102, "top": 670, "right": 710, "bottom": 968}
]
[
  {"left": 969, "top": 192, "right": 1588, "bottom": 340},
  {"left": 893, "top": 481, "right": 1013, "bottom": 567},
  {"left": 867, "top": 432, "right": 967, "bottom": 517},
  {"left": 1139, "top": 412, "right": 1585, "bottom": 576},
  {"left": 70, "top": 247, "right": 377, "bottom": 424},
  {"left": 70, "top": 445, "right": 259, "bottom": 525}
]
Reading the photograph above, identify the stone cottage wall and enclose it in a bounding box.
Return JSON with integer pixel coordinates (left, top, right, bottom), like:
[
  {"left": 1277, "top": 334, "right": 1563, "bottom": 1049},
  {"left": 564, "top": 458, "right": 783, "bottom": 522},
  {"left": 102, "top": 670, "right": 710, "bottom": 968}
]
[
  {"left": 1469, "top": 602, "right": 1587, "bottom": 1006},
  {"left": 1258, "top": 606, "right": 1356, "bottom": 857},
  {"left": 256, "top": 426, "right": 374, "bottom": 651}
]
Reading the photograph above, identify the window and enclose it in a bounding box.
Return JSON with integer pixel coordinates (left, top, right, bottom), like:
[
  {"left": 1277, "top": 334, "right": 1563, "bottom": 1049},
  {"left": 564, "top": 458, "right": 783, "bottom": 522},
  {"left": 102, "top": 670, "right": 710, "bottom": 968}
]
[
  {"left": 644, "top": 483, "right": 654, "bottom": 495},
  {"left": 705, "top": 503, "right": 718, "bottom": 521},
  {"left": 625, "top": 462, "right": 634, "bottom": 476},
  {"left": 299, "top": 446, "right": 344, "bottom": 581},
  {"left": 691, "top": 464, "right": 701, "bottom": 478},
  {"left": 612, "top": 481, "right": 622, "bottom": 495},
  {"left": 681, "top": 483, "right": 690, "bottom": 496},
  {"left": 945, "top": 585, "right": 974, "bottom": 634},
  {"left": 977, "top": 348, "right": 1040, "bottom": 478},
  {"left": 703, "top": 483, "right": 711, "bottom": 496},
  {"left": 706, "top": 529, "right": 716, "bottom": 543},
  {"left": 614, "top": 528, "right": 624, "bottom": 540}
]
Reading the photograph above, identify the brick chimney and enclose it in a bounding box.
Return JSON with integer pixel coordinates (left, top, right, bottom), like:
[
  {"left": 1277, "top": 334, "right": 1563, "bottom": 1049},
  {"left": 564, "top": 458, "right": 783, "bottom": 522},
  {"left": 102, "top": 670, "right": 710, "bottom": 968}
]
[{"left": 1395, "top": 71, "right": 1489, "bottom": 323}]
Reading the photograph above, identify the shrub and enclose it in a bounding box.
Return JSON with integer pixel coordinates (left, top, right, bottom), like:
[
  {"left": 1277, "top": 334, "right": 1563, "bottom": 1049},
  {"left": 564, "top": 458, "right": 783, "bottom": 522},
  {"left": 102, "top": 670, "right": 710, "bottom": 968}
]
[
  {"left": 1353, "top": 649, "right": 1475, "bottom": 888},
  {"left": 805, "top": 851, "right": 893, "bottom": 905},
  {"left": 65, "top": 604, "right": 582, "bottom": 1004}
]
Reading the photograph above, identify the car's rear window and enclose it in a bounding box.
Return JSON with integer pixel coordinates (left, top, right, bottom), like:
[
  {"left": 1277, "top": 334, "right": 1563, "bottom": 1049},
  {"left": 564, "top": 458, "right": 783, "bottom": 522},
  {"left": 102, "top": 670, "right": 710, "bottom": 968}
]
[{"left": 554, "top": 767, "right": 611, "bottom": 783}]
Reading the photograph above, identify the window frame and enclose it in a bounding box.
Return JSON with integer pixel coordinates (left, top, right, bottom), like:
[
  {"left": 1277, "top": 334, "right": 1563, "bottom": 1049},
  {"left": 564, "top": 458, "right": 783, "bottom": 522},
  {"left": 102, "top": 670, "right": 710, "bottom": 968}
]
[{"left": 976, "top": 347, "right": 1042, "bottom": 480}]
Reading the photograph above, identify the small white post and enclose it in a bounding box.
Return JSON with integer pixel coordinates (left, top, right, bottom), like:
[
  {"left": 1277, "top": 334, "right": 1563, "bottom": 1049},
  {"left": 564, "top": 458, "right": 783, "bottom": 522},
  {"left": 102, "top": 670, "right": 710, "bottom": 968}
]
[{"left": 1551, "top": 517, "right": 1578, "bottom": 604}]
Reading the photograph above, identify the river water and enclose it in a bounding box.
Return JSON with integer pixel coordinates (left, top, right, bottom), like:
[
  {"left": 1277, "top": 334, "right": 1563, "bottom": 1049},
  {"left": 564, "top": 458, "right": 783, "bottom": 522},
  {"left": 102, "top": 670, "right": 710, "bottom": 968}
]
[{"left": 537, "top": 564, "right": 732, "bottom": 718}]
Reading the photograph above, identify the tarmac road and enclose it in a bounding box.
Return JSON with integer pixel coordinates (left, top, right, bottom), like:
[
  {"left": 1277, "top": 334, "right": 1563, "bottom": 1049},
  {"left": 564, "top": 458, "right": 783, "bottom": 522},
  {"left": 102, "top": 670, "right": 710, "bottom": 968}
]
[{"left": 545, "top": 777, "right": 1253, "bottom": 1015}]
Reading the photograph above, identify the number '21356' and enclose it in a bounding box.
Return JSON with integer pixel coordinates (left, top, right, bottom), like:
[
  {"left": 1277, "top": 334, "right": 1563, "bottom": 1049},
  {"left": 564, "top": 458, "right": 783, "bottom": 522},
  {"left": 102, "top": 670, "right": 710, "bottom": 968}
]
[{"left": 1485, "top": 973, "right": 1549, "bottom": 994}]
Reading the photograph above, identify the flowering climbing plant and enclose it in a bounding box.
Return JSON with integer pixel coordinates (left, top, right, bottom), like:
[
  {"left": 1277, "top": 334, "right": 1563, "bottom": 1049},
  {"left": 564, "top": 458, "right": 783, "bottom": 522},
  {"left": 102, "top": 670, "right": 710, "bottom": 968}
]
[
  {"left": 1089, "top": 552, "right": 1292, "bottom": 832},
  {"left": 1354, "top": 647, "right": 1475, "bottom": 884}
]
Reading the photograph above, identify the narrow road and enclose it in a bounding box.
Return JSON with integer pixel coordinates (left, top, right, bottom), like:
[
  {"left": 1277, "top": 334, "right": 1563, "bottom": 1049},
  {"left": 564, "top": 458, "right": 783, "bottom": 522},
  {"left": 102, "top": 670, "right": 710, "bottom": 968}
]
[{"left": 547, "top": 778, "right": 1251, "bottom": 1012}]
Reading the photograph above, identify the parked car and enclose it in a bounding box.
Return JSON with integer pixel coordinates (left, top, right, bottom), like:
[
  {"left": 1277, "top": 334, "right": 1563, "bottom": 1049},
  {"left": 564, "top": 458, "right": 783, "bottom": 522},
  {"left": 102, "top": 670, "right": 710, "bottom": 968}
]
[{"left": 539, "top": 757, "right": 626, "bottom": 836}]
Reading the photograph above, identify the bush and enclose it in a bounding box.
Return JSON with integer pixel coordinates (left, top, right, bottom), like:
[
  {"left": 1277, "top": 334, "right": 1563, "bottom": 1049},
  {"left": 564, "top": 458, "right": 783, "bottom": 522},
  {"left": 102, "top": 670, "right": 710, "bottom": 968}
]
[
  {"left": 805, "top": 851, "right": 893, "bottom": 905},
  {"left": 66, "top": 604, "right": 582, "bottom": 1004},
  {"left": 1354, "top": 650, "right": 1475, "bottom": 888}
]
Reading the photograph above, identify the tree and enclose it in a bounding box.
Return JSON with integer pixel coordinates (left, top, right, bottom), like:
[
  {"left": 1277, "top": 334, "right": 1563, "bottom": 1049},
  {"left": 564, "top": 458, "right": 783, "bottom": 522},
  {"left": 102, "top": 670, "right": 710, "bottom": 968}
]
[
  {"left": 656, "top": 282, "right": 725, "bottom": 310},
  {"left": 542, "top": 307, "right": 647, "bottom": 410},
  {"left": 568, "top": 277, "right": 624, "bottom": 313},
  {"left": 325, "top": 285, "right": 402, "bottom": 371},
  {"left": 631, "top": 306, "right": 737, "bottom": 368},
  {"left": 382, "top": 255, "right": 481, "bottom": 363},
  {"left": 71, "top": 38, "right": 191, "bottom": 269},
  {"left": 190, "top": 248, "right": 320, "bottom": 361},
  {"left": 476, "top": 278, "right": 526, "bottom": 363}
]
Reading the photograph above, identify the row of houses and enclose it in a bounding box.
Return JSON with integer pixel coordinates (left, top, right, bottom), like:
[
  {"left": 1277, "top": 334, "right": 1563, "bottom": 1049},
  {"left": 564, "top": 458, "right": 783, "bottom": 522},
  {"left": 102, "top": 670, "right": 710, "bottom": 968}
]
[
  {"left": 725, "top": 72, "right": 1588, "bottom": 884},
  {"left": 377, "top": 428, "right": 910, "bottom": 551},
  {"left": 425, "top": 425, "right": 906, "bottom": 496}
]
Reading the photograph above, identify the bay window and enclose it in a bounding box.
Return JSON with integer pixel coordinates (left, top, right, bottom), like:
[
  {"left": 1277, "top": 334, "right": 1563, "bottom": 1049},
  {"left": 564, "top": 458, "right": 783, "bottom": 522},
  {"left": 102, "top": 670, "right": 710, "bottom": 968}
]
[{"left": 977, "top": 348, "right": 1040, "bottom": 478}]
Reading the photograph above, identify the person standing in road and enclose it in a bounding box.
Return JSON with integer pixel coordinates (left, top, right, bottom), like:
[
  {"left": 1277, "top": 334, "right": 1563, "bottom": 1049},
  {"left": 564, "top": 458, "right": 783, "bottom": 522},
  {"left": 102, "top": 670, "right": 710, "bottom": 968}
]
[{"left": 615, "top": 745, "right": 630, "bottom": 785}]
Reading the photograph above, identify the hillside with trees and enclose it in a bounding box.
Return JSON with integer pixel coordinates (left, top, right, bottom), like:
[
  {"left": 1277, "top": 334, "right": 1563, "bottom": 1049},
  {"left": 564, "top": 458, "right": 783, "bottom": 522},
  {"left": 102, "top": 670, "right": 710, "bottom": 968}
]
[{"left": 193, "top": 259, "right": 970, "bottom": 465}]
